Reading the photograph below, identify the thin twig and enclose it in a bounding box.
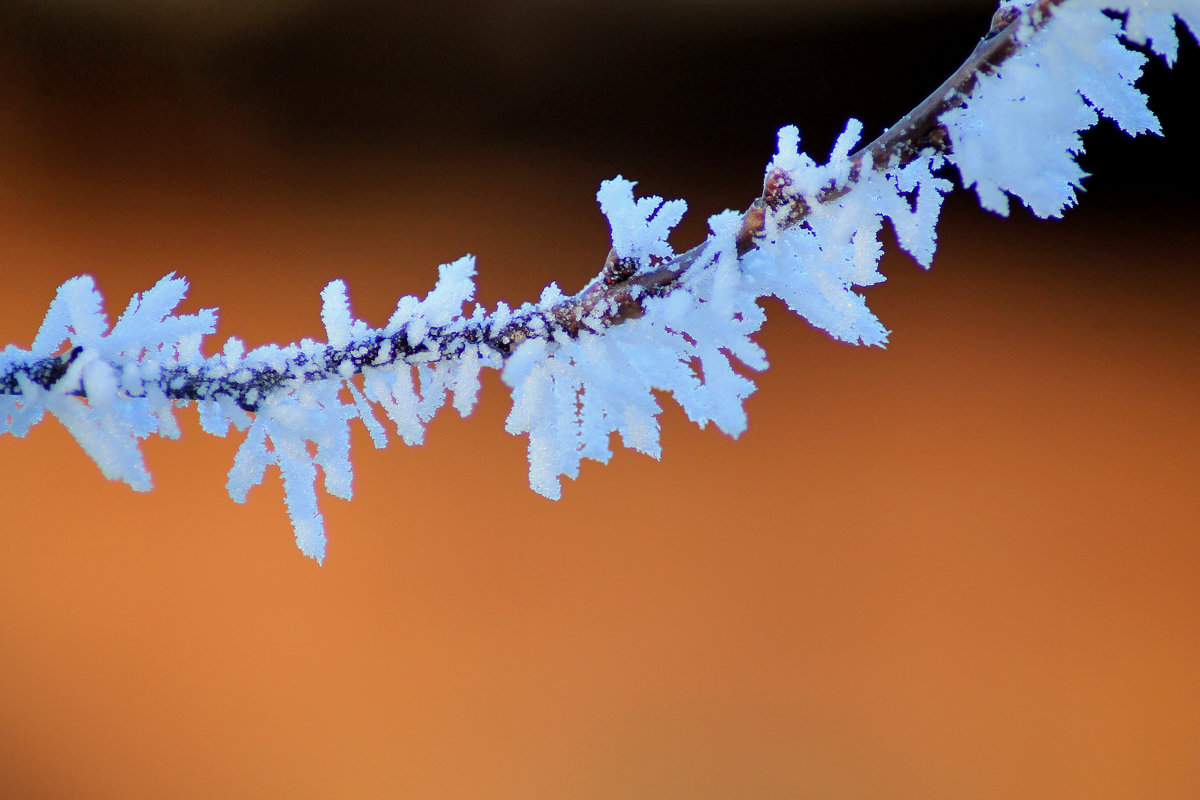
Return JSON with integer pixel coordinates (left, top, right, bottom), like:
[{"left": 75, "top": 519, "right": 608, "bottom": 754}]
[
  {"left": 1, "top": 1, "right": 1061, "bottom": 410},
  {"left": 485, "top": 1, "right": 1060, "bottom": 347}
]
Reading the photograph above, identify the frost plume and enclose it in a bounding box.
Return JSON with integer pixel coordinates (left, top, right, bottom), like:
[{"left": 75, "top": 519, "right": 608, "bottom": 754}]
[
  {"left": 751, "top": 124, "right": 951, "bottom": 345},
  {"left": 503, "top": 207, "right": 766, "bottom": 499},
  {"left": 944, "top": 0, "right": 1197, "bottom": 217},
  {"left": 2, "top": 274, "right": 215, "bottom": 490},
  {"left": 597, "top": 177, "right": 687, "bottom": 265}
]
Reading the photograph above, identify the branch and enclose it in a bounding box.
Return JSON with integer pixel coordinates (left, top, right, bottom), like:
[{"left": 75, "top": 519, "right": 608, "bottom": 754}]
[
  {"left": 0, "top": 0, "right": 1065, "bottom": 408},
  {"left": 2, "top": 0, "right": 1195, "bottom": 560}
]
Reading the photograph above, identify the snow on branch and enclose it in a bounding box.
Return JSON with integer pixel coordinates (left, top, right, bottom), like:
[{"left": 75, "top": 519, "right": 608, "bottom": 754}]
[{"left": 2, "top": 0, "right": 1196, "bottom": 561}]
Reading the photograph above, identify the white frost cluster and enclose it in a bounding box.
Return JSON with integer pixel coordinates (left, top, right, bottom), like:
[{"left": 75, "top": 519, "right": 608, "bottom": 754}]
[
  {"left": 209, "top": 262, "right": 491, "bottom": 562},
  {"left": 1, "top": 0, "right": 1194, "bottom": 559},
  {"left": 754, "top": 124, "right": 952, "bottom": 345},
  {"left": 0, "top": 263, "right": 488, "bottom": 563},
  {"left": 944, "top": 0, "right": 1199, "bottom": 217},
  {"left": 499, "top": 119, "right": 955, "bottom": 496},
  {"left": 499, "top": 0, "right": 1198, "bottom": 496},
  {"left": 503, "top": 207, "right": 766, "bottom": 499},
  {"left": 596, "top": 177, "right": 688, "bottom": 265},
  {"left": 1, "top": 274, "right": 214, "bottom": 489}
]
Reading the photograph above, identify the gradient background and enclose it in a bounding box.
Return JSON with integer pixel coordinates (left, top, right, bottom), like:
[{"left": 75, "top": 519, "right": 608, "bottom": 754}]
[{"left": 1, "top": 1, "right": 1197, "bottom": 798}]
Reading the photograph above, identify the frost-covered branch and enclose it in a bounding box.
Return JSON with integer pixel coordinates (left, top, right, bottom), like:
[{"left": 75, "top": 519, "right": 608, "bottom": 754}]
[{"left": 2, "top": 0, "right": 1196, "bottom": 561}]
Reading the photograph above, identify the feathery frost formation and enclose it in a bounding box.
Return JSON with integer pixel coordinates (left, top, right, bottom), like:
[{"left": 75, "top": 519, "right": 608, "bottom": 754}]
[{"left": 2, "top": 0, "right": 1196, "bottom": 561}]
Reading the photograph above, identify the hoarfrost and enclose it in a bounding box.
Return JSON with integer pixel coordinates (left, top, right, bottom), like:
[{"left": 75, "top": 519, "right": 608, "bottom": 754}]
[
  {"left": 943, "top": 0, "right": 1195, "bottom": 217},
  {"left": 1, "top": 0, "right": 1194, "bottom": 559},
  {"left": 320, "top": 280, "right": 353, "bottom": 348},
  {"left": 502, "top": 203, "right": 768, "bottom": 498},
  {"left": 597, "top": 177, "right": 687, "bottom": 264}
]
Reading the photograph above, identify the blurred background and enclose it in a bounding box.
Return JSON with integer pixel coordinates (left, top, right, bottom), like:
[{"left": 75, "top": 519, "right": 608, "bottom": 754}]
[{"left": 1, "top": 1, "right": 1197, "bottom": 798}]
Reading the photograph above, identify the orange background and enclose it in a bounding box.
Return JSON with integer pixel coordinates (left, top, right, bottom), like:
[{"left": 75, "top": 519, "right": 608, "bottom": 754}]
[{"left": 1, "top": 3, "right": 1197, "bottom": 798}]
